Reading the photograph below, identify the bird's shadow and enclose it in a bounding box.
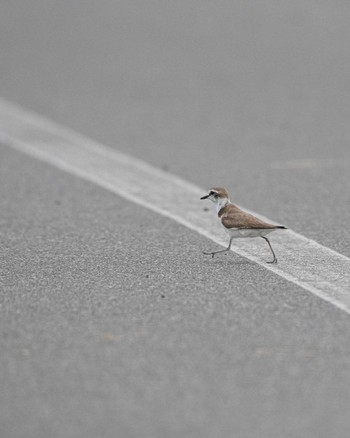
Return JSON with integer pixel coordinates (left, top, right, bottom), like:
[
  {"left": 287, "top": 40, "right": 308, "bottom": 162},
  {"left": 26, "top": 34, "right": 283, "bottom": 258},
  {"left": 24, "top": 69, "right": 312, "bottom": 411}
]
[{"left": 201, "top": 252, "right": 251, "bottom": 266}]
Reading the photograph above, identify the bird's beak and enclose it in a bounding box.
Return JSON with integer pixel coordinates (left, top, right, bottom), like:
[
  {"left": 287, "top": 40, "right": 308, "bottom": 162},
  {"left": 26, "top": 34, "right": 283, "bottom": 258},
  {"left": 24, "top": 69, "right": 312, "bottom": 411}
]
[{"left": 200, "top": 194, "right": 209, "bottom": 200}]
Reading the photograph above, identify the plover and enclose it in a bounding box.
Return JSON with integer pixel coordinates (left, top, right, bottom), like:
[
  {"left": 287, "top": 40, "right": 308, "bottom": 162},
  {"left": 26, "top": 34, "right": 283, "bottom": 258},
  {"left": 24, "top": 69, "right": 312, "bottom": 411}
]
[{"left": 200, "top": 187, "right": 287, "bottom": 263}]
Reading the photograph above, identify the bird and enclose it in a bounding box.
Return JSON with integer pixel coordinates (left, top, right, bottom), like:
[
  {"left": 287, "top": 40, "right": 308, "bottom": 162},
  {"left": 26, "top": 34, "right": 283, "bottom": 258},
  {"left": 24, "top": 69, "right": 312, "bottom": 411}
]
[{"left": 200, "top": 187, "right": 287, "bottom": 264}]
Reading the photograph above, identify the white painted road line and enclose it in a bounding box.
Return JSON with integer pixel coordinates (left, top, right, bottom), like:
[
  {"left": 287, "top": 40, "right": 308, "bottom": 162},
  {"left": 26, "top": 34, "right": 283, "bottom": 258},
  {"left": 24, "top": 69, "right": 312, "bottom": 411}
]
[{"left": 1, "top": 97, "right": 350, "bottom": 314}]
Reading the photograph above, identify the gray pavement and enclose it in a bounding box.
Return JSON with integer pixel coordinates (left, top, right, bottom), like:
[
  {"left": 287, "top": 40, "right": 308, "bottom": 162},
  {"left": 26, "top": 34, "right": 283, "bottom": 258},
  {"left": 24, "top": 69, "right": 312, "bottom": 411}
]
[
  {"left": 1, "top": 1, "right": 350, "bottom": 437},
  {"left": 2, "top": 144, "right": 350, "bottom": 438},
  {"left": 1, "top": 0, "right": 350, "bottom": 255}
]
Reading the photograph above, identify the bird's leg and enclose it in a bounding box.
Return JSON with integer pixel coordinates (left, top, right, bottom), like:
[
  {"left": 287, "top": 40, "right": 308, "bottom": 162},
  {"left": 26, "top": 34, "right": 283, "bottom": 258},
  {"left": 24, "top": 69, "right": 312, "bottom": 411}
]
[
  {"left": 203, "top": 237, "right": 233, "bottom": 258},
  {"left": 261, "top": 236, "right": 277, "bottom": 264}
]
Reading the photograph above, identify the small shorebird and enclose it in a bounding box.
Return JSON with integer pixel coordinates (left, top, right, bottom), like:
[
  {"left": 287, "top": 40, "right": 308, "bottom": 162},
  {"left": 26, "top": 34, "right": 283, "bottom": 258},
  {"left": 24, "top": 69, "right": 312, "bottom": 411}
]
[{"left": 200, "top": 187, "right": 287, "bottom": 264}]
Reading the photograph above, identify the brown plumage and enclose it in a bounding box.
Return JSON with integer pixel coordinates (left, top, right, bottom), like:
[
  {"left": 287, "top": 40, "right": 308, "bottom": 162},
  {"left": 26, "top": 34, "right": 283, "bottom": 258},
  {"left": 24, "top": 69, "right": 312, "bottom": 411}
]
[{"left": 218, "top": 204, "right": 285, "bottom": 231}]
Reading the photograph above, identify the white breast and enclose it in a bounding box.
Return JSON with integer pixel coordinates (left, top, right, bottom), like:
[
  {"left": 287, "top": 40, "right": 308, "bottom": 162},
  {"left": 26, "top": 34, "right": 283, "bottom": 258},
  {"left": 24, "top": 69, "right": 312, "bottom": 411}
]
[{"left": 223, "top": 226, "right": 275, "bottom": 239}]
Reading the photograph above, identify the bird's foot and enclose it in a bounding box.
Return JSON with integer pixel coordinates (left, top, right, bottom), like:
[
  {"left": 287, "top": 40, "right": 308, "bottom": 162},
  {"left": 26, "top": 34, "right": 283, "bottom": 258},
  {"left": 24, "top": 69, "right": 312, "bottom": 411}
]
[
  {"left": 267, "top": 258, "right": 278, "bottom": 264},
  {"left": 203, "top": 251, "right": 216, "bottom": 258}
]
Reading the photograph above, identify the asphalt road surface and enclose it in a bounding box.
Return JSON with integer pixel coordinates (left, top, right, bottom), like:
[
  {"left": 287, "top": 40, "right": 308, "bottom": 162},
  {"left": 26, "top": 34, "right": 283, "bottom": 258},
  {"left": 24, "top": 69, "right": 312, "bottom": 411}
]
[{"left": 1, "top": 1, "right": 350, "bottom": 437}]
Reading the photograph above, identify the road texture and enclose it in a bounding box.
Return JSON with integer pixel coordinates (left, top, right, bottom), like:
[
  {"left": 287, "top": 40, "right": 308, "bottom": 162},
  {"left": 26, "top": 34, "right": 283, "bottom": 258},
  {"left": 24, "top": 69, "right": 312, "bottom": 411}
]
[{"left": 1, "top": 1, "right": 350, "bottom": 437}]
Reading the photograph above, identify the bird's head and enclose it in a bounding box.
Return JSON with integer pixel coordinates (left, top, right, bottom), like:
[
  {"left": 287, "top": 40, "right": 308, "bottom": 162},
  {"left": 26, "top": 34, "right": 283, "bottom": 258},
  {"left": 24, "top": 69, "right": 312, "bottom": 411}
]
[{"left": 200, "top": 187, "right": 230, "bottom": 206}]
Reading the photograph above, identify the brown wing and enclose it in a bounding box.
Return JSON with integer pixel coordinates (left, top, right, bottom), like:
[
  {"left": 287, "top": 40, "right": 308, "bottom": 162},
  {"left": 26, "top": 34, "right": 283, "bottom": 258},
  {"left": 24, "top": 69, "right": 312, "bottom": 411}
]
[{"left": 220, "top": 204, "right": 280, "bottom": 230}]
